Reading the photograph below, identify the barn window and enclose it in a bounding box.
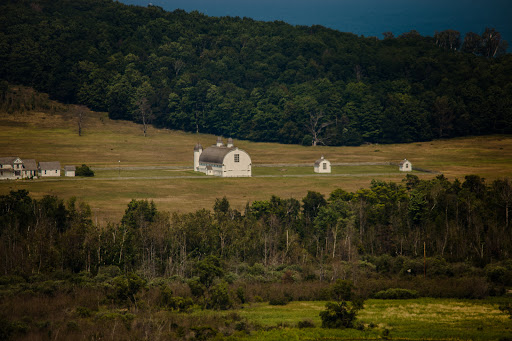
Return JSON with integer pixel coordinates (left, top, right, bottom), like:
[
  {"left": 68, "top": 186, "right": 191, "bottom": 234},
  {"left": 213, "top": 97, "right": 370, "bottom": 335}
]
[
  {"left": 234, "top": 154, "right": 240, "bottom": 163},
  {"left": 323, "top": 163, "right": 327, "bottom": 170}
]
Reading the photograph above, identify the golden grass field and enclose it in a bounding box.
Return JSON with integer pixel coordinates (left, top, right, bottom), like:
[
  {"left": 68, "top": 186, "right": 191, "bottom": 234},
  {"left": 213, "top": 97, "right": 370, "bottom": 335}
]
[{"left": 2, "top": 103, "right": 512, "bottom": 223}]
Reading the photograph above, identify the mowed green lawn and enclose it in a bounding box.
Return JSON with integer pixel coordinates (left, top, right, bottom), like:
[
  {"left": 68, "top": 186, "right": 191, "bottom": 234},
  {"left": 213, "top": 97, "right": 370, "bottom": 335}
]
[
  {"left": 1, "top": 109, "right": 512, "bottom": 222},
  {"left": 227, "top": 298, "right": 511, "bottom": 340}
]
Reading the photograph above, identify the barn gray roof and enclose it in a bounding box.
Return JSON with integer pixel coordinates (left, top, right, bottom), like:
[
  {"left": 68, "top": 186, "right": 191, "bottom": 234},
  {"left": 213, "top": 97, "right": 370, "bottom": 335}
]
[
  {"left": 22, "top": 159, "right": 37, "bottom": 170},
  {"left": 39, "top": 161, "right": 61, "bottom": 170},
  {"left": 199, "top": 146, "right": 235, "bottom": 165},
  {"left": 64, "top": 165, "right": 76, "bottom": 171},
  {"left": 399, "top": 159, "right": 410, "bottom": 165}
]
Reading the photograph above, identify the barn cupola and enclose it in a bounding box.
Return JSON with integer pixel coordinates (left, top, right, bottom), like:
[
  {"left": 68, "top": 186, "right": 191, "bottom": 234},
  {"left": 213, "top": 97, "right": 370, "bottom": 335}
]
[
  {"left": 227, "top": 138, "right": 234, "bottom": 148},
  {"left": 216, "top": 136, "right": 224, "bottom": 147}
]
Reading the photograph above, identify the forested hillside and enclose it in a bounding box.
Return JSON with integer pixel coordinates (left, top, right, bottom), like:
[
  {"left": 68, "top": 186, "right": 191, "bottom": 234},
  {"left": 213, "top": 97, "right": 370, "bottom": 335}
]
[{"left": 1, "top": 0, "right": 511, "bottom": 145}]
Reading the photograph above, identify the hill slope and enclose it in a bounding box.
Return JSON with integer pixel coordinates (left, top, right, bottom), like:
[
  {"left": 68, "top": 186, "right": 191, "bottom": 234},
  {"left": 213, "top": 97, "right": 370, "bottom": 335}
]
[{"left": 1, "top": 88, "right": 512, "bottom": 221}]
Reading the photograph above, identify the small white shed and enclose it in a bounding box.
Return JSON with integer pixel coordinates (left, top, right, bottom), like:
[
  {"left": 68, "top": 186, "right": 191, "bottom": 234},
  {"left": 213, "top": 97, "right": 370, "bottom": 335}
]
[
  {"left": 399, "top": 159, "right": 412, "bottom": 172},
  {"left": 64, "top": 165, "right": 76, "bottom": 177},
  {"left": 314, "top": 156, "right": 331, "bottom": 173}
]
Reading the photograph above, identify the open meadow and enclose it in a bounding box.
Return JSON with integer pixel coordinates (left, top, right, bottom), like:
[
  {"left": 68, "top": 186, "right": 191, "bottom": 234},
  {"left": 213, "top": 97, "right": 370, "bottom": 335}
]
[{"left": 2, "top": 104, "right": 512, "bottom": 222}]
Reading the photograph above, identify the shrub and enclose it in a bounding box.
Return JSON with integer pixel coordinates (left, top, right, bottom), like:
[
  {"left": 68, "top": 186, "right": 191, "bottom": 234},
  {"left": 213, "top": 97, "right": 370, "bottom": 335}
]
[
  {"left": 319, "top": 301, "right": 358, "bottom": 328},
  {"left": 208, "top": 282, "right": 232, "bottom": 310},
  {"left": 297, "top": 319, "right": 315, "bottom": 328},
  {"left": 75, "top": 164, "right": 94, "bottom": 177},
  {"left": 269, "top": 296, "right": 289, "bottom": 306},
  {"left": 373, "top": 288, "right": 419, "bottom": 299}
]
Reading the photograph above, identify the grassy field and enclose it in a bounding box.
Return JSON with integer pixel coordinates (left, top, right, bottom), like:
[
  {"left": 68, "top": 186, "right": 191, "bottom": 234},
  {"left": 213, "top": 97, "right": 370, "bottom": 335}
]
[
  {"left": 233, "top": 298, "right": 512, "bottom": 340},
  {"left": 2, "top": 106, "right": 512, "bottom": 222}
]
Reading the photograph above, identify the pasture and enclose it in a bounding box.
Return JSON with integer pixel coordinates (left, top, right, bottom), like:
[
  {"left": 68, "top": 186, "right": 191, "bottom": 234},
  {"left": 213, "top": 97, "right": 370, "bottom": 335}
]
[
  {"left": 1, "top": 107, "right": 512, "bottom": 222},
  {"left": 233, "top": 298, "right": 511, "bottom": 340}
]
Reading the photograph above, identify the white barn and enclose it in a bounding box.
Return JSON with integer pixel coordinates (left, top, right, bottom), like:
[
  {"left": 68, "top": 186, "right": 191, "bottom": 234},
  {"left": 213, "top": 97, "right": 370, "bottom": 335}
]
[
  {"left": 194, "top": 137, "right": 251, "bottom": 177},
  {"left": 314, "top": 156, "right": 331, "bottom": 173},
  {"left": 39, "top": 161, "right": 61, "bottom": 177},
  {"left": 399, "top": 159, "right": 412, "bottom": 172}
]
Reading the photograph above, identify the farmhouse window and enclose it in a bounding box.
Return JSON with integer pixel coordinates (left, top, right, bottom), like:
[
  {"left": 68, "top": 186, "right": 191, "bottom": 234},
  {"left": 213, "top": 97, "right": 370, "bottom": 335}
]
[{"left": 234, "top": 154, "right": 240, "bottom": 163}]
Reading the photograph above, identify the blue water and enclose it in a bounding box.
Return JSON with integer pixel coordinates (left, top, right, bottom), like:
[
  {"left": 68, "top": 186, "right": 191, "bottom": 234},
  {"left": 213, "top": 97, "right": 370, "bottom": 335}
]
[{"left": 120, "top": 0, "right": 512, "bottom": 48}]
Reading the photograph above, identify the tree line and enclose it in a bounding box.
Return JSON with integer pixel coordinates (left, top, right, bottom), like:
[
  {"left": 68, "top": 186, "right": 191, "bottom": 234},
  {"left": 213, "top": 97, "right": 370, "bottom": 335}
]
[
  {"left": 1, "top": 0, "right": 511, "bottom": 145},
  {"left": 1, "top": 175, "right": 511, "bottom": 278}
]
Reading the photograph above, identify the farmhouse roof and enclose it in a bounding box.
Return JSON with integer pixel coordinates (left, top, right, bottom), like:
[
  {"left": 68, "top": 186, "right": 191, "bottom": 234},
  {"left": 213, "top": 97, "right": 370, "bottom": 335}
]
[
  {"left": 22, "top": 159, "right": 37, "bottom": 170},
  {"left": 0, "top": 157, "right": 17, "bottom": 165},
  {"left": 64, "top": 165, "right": 76, "bottom": 171},
  {"left": 199, "top": 146, "right": 235, "bottom": 165},
  {"left": 39, "top": 161, "right": 61, "bottom": 170}
]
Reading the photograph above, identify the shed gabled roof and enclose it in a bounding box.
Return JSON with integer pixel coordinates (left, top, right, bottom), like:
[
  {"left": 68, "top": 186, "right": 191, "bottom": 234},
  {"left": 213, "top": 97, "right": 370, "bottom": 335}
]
[
  {"left": 64, "top": 165, "right": 76, "bottom": 171},
  {"left": 39, "top": 161, "right": 61, "bottom": 170},
  {"left": 199, "top": 146, "right": 235, "bottom": 165},
  {"left": 314, "top": 156, "right": 329, "bottom": 166}
]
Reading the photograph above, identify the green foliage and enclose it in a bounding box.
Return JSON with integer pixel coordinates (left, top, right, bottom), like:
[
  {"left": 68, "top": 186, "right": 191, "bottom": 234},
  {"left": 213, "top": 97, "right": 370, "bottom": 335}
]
[
  {"left": 331, "top": 279, "right": 354, "bottom": 302},
  {"left": 2, "top": 1, "right": 511, "bottom": 145},
  {"left": 208, "top": 282, "right": 232, "bottom": 310},
  {"left": 319, "top": 301, "right": 359, "bottom": 329},
  {"left": 75, "top": 164, "right": 94, "bottom": 177},
  {"left": 373, "top": 288, "right": 419, "bottom": 299},
  {"left": 110, "top": 273, "right": 146, "bottom": 305}
]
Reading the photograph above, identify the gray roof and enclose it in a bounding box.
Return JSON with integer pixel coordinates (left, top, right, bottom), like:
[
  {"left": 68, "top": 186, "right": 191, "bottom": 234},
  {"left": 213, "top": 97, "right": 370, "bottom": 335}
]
[
  {"left": 64, "top": 165, "right": 76, "bottom": 171},
  {"left": 0, "top": 157, "right": 18, "bottom": 166},
  {"left": 39, "top": 161, "right": 61, "bottom": 170},
  {"left": 314, "top": 156, "right": 329, "bottom": 166},
  {"left": 199, "top": 146, "right": 235, "bottom": 165},
  {"left": 22, "top": 159, "right": 37, "bottom": 170},
  {"left": 399, "top": 159, "right": 410, "bottom": 165}
]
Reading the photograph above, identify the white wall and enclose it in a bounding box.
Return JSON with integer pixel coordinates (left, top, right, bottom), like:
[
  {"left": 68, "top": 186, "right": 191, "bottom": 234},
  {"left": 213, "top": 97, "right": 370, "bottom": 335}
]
[{"left": 222, "top": 149, "right": 251, "bottom": 177}]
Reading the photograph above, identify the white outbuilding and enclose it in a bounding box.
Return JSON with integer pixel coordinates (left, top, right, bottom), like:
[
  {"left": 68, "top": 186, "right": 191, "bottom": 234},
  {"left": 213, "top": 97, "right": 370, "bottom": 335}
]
[
  {"left": 39, "top": 161, "right": 61, "bottom": 177},
  {"left": 194, "top": 137, "right": 251, "bottom": 177},
  {"left": 314, "top": 156, "right": 331, "bottom": 173},
  {"left": 64, "top": 165, "right": 76, "bottom": 177},
  {"left": 399, "top": 159, "right": 412, "bottom": 172}
]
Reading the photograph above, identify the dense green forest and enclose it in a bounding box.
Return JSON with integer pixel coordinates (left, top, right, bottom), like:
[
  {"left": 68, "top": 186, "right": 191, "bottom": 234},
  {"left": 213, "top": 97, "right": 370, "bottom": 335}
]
[
  {"left": 2, "top": 175, "right": 511, "bottom": 280},
  {"left": 1, "top": 0, "right": 511, "bottom": 145}
]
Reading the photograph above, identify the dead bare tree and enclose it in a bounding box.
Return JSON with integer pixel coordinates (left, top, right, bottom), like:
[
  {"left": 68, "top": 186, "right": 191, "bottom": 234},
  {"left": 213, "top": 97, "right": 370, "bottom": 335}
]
[
  {"left": 306, "top": 110, "right": 332, "bottom": 146},
  {"left": 74, "top": 105, "right": 87, "bottom": 136},
  {"left": 135, "top": 97, "right": 152, "bottom": 137}
]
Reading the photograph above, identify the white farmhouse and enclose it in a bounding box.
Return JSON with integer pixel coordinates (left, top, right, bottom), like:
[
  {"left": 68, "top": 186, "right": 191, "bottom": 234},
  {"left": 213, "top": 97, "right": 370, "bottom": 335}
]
[
  {"left": 39, "top": 161, "right": 61, "bottom": 177},
  {"left": 22, "top": 159, "right": 38, "bottom": 179},
  {"left": 314, "top": 156, "right": 331, "bottom": 173},
  {"left": 399, "top": 159, "right": 412, "bottom": 172},
  {"left": 0, "top": 157, "right": 23, "bottom": 180},
  {"left": 64, "top": 165, "right": 76, "bottom": 177},
  {"left": 194, "top": 137, "right": 251, "bottom": 177}
]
